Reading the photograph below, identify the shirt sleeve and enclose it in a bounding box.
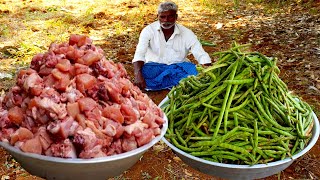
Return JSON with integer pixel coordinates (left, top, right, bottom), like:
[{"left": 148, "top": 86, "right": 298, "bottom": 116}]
[
  {"left": 187, "top": 31, "right": 212, "bottom": 65},
  {"left": 132, "top": 27, "right": 151, "bottom": 63}
]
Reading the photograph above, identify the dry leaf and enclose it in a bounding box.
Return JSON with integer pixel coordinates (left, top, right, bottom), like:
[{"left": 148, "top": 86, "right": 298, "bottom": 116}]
[
  {"left": 184, "top": 169, "right": 193, "bottom": 177},
  {"left": 173, "top": 156, "right": 181, "bottom": 162}
]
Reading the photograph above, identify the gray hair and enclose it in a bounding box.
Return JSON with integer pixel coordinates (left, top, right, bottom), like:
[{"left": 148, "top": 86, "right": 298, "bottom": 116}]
[{"left": 157, "top": 1, "right": 178, "bottom": 14}]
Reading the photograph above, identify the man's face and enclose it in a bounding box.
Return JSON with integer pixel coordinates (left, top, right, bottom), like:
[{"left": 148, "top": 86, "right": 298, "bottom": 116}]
[{"left": 158, "top": 10, "right": 177, "bottom": 29}]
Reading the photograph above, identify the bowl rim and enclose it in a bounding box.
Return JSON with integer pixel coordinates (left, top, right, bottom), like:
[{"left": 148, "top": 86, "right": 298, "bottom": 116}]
[
  {"left": 159, "top": 97, "right": 320, "bottom": 169},
  {"left": 0, "top": 114, "right": 168, "bottom": 164}
]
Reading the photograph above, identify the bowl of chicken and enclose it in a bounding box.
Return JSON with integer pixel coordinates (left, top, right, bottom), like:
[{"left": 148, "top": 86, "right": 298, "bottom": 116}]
[
  {"left": 0, "top": 115, "right": 167, "bottom": 180},
  {"left": 0, "top": 34, "right": 168, "bottom": 180}
]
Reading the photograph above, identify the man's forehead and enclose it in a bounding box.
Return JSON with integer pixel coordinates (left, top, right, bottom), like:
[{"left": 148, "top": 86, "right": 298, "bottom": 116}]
[{"left": 158, "top": 10, "right": 177, "bottom": 15}]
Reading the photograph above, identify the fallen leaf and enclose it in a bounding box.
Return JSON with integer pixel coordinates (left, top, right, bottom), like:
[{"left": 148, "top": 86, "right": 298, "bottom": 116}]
[
  {"left": 316, "top": 82, "right": 320, "bottom": 90},
  {"left": 0, "top": 73, "right": 12, "bottom": 79},
  {"left": 215, "top": 22, "right": 223, "bottom": 29},
  {"left": 173, "top": 156, "right": 181, "bottom": 162},
  {"left": 184, "top": 169, "right": 193, "bottom": 176},
  {"left": 1, "top": 175, "right": 10, "bottom": 180},
  {"left": 308, "top": 86, "right": 319, "bottom": 92}
]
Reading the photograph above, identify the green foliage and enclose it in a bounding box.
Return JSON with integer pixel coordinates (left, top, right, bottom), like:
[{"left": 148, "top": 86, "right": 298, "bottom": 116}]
[
  {"left": 46, "top": 6, "right": 58, "bottom": 12},
  {"left": 199, "top": 0, "right": 240, "bottom": 10},
  {"left": 18, "top": 42, "right": 40, "bottom": 57},
  {"left": 114, "top": 21, "right": 127, "bottom": 36},
  {"left": 82, "top": 7, "right": 95, "bottom": 23},
  {"left": 0, "top": 24, "right": 10, "bottom": 37},
  {"left": 61, "top": 14, "right": 79, "bottom": 24},
  {"left": 141, "top": 171, "right": 152, "bottom": 180},
  {"left": 233, "top": 0, "right": 240, "bottom": 8}
]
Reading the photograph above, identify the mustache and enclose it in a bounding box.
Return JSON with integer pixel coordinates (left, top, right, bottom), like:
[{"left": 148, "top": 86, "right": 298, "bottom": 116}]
[{"left": 160, "top": 22, "right": 174, "bottom": 26}]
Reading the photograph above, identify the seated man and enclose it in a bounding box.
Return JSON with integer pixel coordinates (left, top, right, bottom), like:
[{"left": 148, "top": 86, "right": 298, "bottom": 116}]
[{"left": 132, "top": 1, "right": 211, "bottom": 91}]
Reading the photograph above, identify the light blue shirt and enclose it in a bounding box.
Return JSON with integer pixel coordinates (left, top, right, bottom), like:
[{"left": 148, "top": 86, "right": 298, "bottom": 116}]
[{"left": 133, "top": 21, "right": 211, "bottom": 65}]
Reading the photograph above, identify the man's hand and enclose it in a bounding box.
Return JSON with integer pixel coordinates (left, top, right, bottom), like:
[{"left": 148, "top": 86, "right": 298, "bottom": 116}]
[
  {"left": 133, "top": 61, "right": 146, "bottom": 89},
  {"left": 134, "top": 71, "right": 146, "bottom": 89},
  {"left": 202, "top": 63, "right": 212, "bottom": 67}
]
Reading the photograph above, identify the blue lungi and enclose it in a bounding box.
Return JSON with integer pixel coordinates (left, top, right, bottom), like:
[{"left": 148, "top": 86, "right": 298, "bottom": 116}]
[{"left": 141, "top": 62, "right": 198, "bottom": 91}]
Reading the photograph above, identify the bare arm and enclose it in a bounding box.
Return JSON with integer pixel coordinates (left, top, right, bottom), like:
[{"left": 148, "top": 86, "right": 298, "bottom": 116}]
[
  {"left": 186, "top": 30, "right": 212, "bottom": 65},
  {"left": 133, "top": 61, "right": 146, "bottom": 89}
]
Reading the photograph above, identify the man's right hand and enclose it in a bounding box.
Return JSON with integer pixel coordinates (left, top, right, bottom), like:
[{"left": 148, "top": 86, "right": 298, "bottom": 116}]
[
  {"left": 133, "top": 61, "right": 146, "bottom": 89},
  {"left": 134, "top": 71, "right": 146, "bottom": 89}
]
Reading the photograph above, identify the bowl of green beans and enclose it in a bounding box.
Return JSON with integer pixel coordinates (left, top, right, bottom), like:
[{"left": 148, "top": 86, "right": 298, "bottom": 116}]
[
  {"left": 159, "top": 44, "right": 320, "bottom": 179},
  {"left": 160, "top": 96, "right": 319, "bottom": 180}
]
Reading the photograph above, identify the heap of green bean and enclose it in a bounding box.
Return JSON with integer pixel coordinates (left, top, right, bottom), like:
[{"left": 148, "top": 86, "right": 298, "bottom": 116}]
[{"left": 161, "top": 43, "right": 314, "bottom": 165}]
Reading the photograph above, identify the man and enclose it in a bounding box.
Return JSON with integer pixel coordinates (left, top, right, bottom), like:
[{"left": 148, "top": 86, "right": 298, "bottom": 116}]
[{"left": 132, "top": 1, "right": 211, "bottom": 91}]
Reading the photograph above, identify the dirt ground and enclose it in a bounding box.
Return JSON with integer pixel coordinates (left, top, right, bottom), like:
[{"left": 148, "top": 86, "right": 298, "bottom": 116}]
[{"left": 0, "top": 0, "right": 320, "bottom": 179}]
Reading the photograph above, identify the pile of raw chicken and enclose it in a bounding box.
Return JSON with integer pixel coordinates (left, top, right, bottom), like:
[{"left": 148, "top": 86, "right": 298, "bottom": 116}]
[{"left": 0, "top": 34, "right": 165, "bottom": 159}]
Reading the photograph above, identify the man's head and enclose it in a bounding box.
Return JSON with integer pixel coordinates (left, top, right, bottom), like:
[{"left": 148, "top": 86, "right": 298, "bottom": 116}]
[{"left": 157, "top": 1, "right": 178, "bottom": 29}]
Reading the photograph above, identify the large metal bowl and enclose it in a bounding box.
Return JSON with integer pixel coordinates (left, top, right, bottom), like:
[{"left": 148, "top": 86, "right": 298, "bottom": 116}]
[
  {"left": 160, "top": 98, "right": 320, "bottom": 180},
  {"left": 0, "top": 115, "right": 168, "bottom": 180}
]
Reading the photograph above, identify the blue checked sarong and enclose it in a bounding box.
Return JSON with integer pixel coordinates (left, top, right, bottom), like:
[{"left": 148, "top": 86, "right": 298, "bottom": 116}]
[{"left": 141, "top": 62, "right": 198, "bottom": 91}]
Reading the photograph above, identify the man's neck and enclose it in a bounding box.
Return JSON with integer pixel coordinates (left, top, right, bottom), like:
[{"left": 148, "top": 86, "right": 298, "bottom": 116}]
[{"left": 162, "top": 27, "right": 174, "bottom": 41}]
